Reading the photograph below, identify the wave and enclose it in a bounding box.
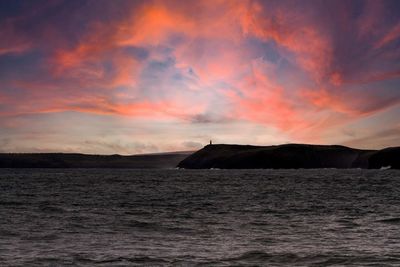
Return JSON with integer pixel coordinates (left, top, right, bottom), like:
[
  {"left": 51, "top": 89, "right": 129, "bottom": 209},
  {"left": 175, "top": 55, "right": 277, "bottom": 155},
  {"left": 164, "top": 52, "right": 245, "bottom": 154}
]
[
  {"left": 124, "top": 219, "right": 159, "bottom": 229},
  {"left": 224, "top": 251, "right": 303, "bottom": 263},
  {"left": 74, "top": 256, "right": 170, "bottom": 265},
  {"left": 377, "top": 217, "right": 400, "bottom": 224},
  {"left": 38, "top": 205, "right": 66, "bottom": 213},
  {"left": 0, "top": 201, "right": 25, "bottom": 206},
  {"left": 223, "top": 251, "right": 397, "bottom": 265}
]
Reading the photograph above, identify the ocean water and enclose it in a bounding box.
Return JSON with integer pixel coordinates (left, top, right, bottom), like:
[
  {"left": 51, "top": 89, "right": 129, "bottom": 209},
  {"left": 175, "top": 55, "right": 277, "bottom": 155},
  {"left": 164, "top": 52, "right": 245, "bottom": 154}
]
[{"left": 1, "top": 169, "right": 400, "bottom": 266}]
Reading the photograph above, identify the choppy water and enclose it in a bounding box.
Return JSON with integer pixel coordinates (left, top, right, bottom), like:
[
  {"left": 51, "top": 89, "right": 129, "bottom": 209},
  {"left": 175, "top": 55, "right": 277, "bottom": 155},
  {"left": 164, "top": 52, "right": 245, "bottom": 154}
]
[{"left": 1, "top": 169, "right": 400, "bottom": 266}]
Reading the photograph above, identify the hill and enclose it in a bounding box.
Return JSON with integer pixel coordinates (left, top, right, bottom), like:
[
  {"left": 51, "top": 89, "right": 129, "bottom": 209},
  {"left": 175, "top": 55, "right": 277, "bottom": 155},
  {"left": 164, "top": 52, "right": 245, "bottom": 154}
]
[
  {"left": 177, "top": 144, "right": 399, "bottom": 169},
  {"left": 0, "top": 152, "right": 192, "bottom": 168}
]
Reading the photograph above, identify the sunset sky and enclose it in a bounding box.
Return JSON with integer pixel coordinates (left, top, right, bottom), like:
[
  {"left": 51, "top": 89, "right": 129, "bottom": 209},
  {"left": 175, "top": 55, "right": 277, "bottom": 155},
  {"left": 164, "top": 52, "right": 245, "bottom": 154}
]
[{"left": 1, "top": 0, "right": 400, "bottom": 154}]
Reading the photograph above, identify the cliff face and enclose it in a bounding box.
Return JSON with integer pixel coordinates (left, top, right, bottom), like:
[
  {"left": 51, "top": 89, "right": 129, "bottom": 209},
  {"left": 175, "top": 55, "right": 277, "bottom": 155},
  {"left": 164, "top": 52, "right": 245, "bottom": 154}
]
[
  {"left": 368, "top": 147, "right": 400, "bottom": 169},
  {"left": 177, "top": 144, "right": 399, "bottom": 169}
]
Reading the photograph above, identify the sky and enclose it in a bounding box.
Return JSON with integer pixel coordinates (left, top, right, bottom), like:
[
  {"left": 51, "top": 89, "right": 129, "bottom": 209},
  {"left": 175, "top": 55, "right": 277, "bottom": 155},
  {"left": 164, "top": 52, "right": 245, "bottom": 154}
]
[{"left": 0, "top": 0, "right": 400, "bottom": 154}]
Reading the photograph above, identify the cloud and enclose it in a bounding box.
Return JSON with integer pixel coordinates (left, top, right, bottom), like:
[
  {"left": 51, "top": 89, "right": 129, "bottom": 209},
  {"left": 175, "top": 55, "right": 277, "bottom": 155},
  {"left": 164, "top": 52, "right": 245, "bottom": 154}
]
[
  {"left": 1, "top": 0, "right": 400, "bottom": 152},
  {"left": 83, "top": 140, "right": 159, "bottom": 155},
  {"left": 227, "top": 59, "right": 311, "bottom": 132},
  {"left": 188, "top": 113, "right": 232, "bottom": 124},
  {"left": 341, "top": 125, "right": 400, "bottom": 149},
  {"left": 241, "top": 1, "right": 333, "bottom": 82},
  {"left": 182, "top": 141, "right": 203, "bottom": 150},
  {"left": 0, "top": 138, "right": 10, "bottom": 152},
  {"left": 375, "top": 22, "right": 400, "bottom": 49},
  {"left": 301, "top": 85, "right": 400, "bottom": 117}
]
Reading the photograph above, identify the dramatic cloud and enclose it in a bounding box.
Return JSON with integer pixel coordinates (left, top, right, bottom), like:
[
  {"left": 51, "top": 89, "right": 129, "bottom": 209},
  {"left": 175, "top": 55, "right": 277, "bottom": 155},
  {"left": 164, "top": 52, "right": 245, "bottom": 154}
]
[{"left": 0, "top": 0, "right": 399, "bottom": 153}]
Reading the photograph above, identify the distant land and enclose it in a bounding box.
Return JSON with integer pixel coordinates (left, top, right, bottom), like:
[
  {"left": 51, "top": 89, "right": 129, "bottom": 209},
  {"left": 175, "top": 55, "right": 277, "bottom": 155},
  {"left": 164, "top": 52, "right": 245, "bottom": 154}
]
[
  {"left": 1, "top": 144, "right": 399, "bottom": 169},
  {"left": 177, "top": 144, "right": 400, "bottom": 169},
  {"left": 0, "top": 151, "right": 192, "bottom": 169}
]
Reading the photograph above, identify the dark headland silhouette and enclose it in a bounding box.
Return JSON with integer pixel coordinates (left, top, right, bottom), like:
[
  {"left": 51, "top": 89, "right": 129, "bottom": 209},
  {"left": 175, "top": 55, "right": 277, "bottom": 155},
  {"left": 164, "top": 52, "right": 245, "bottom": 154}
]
[
  {"left": 0, "top": 144, "right": 399, "bottom": 169},
  {"left": 177, "top": 144, "right": 400, "bottom": 169}
]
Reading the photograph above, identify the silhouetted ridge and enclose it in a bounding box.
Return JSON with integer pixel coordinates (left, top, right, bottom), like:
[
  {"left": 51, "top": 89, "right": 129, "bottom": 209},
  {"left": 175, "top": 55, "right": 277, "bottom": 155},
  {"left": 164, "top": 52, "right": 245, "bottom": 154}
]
[
  {"left": 0, "top": 152, "right": 192, "bottom": 168},
  {"left": 177, "top": 144, "right": 400, "bottom": 169}
]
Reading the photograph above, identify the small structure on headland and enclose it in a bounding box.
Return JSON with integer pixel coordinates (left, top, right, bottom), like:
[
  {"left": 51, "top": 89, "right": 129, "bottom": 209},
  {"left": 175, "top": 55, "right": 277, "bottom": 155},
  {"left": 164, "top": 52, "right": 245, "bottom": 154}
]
[{"left": 209, "top": 140, "right": 212, "bottom": 145}]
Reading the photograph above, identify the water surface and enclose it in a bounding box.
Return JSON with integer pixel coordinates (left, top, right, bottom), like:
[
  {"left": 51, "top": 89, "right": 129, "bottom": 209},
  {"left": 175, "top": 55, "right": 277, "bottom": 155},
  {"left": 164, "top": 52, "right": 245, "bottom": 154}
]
[{"left": 1, "top": 169, "right": 400, "bottom": 266}]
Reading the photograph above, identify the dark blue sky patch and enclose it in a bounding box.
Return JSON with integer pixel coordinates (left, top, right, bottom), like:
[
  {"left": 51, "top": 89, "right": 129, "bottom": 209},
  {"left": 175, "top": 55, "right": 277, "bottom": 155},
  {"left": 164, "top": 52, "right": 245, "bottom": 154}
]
[
  {"left": 122, "top": 46, "right": 149, "bottom": 61},
  {"left": 0, "top": 51, "right": 45, "bottom": 81}
]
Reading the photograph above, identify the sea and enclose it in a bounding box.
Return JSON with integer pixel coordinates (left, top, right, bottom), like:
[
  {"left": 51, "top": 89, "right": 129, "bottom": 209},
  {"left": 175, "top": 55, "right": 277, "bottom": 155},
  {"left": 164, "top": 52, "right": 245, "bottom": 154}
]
[{"left": 1, "top": 168, "right": 400, "bottom": 266}]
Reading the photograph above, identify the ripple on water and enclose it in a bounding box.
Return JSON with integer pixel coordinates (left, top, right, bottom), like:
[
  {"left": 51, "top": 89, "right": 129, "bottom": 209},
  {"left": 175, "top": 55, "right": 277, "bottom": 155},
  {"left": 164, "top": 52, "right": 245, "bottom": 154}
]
[{"left": 1, "top": 169, "right": 400, "bottom": 266}]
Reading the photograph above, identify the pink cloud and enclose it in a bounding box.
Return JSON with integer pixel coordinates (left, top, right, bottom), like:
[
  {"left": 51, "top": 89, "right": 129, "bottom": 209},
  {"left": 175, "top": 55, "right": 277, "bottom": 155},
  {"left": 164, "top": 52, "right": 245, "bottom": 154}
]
[
  {"left": 301, "top": 87, "right": 400, "bottom": 118},
  {"left": 241, "top": 2, "right": 333, "bottom": 82},
  {"left": 0, "top": 18, "right": 32, "bottom": 56},
  {"left": 375, "top": 22, "right": 400, "bottom": 49},
  {"left": 1, "top": 0, "right": 400, "bottom": 152}
]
